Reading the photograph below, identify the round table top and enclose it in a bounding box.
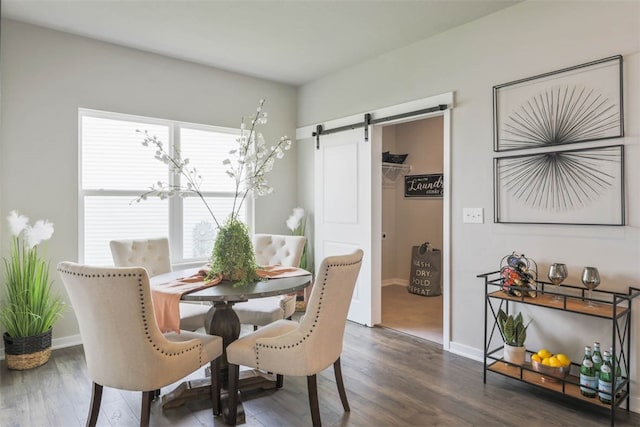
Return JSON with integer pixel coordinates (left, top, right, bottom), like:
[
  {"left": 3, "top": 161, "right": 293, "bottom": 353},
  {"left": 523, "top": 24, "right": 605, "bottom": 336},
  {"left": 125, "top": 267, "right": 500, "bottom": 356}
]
[{"left": 151, "top": 267, "right": 312, "bottom": 303}]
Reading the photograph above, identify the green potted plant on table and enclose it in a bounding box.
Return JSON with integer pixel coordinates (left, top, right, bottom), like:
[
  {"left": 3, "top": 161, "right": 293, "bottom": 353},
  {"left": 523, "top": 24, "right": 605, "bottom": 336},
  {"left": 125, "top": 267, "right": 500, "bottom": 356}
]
[
  {"left": 497, "top": 308, "right": 530, "bottom": 366},
  {"left": 1, "top": 211, "right": 64, "bottom": 370}
]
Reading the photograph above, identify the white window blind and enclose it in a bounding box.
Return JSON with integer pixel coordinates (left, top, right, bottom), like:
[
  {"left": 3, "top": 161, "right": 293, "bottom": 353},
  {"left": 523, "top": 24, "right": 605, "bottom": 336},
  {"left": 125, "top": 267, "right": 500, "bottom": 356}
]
[{"left": 80, "top": 110, "right": 245, "bottom": 266}]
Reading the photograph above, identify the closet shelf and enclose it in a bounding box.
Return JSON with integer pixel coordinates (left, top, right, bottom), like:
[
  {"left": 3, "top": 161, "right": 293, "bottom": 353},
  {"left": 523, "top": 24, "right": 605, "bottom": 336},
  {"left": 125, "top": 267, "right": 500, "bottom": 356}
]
[{"left": 382, "top": 162, "right": 411, "bottom": 182}]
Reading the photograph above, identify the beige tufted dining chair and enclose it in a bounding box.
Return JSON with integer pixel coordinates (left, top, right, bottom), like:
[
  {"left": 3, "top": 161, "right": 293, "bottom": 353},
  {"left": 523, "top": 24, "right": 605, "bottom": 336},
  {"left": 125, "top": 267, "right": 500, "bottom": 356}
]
[
  {"left": 225, "top": 249, "right": 364, "bottom": 427},
  {"left": 110, "top": 237, "right": 210, "bottom": 331},
  {"left": 233, "top": 234, "right": 307, "bottom": 329},
  {"left": 57, "top": 262, "right": 223, "bottom": 427}
]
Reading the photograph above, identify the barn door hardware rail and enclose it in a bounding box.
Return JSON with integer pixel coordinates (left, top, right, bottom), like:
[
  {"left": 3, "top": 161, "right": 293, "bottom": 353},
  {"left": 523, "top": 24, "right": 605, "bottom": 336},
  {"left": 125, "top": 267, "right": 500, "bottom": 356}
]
[{"left": 312, "top": 104, "right": 448, "bottom": 149}]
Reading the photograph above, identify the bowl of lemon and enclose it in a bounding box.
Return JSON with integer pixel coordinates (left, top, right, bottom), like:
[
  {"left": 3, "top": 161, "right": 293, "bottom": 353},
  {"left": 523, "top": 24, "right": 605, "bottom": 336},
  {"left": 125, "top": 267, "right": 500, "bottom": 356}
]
[{"left": 530, "top": 349, "right": 571, "bottom": 382}]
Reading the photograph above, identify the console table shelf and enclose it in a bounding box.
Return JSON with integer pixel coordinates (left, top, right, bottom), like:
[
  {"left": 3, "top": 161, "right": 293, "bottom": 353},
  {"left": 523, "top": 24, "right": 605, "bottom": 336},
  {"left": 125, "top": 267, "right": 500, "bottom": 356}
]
[
  {"left": 487, "top": 290, "right": 629, "bottom": 319},
  {"left": 478, "top": 270, "right": 640, "bottom": 426}
]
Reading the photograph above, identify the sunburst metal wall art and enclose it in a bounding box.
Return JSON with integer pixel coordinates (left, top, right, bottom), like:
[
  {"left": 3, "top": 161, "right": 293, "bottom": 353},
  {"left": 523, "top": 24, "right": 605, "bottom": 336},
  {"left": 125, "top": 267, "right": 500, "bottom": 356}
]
[
  {"left": 501, "top": 85, "right": 619, "bottom": 150},
  {"left": 494, "top": 145, "right": 624, "bottom": 225},
  {"left": 494, "top": 56, "right": 623, "bottom": 152}
]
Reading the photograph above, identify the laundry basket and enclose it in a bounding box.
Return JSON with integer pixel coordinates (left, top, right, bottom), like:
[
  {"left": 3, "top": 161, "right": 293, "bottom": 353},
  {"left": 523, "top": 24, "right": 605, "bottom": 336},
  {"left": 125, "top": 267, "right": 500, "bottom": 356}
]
[{"left": 408, "top": 242, "right": 441, "bottom": 297}]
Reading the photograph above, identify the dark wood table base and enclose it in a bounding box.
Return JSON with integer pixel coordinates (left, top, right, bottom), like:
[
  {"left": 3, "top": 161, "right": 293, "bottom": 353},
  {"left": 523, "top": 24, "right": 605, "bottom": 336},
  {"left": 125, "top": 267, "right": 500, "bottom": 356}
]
[
  {"left": 153, "top": 273, "right": 312, "bottom": 424},
  {"left": 161, "top": 302, "right": 279, "bottom": 424},
  {"left": 161, "top": 370, "right": 279, "bottom": 425}
]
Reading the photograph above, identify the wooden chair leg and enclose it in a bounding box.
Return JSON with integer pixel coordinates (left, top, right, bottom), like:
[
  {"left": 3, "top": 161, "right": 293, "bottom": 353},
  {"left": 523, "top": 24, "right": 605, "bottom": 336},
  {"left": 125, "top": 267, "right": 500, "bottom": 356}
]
[
  {"left": 210, "top": 359, "right": 221, "bottom": 415},
  {"left": 140, "top": 391, "right": 153, "bottom": 427},
  {"left": 253, "top": 325, "right": 258, "bottom": 331},
  {"left": 334, "top": 357, "right": 350, "bottom": 412},
  {"left": 225, "top": 363, "right": 240, "bottom": 425},
  {"left": 86, "top": 382, "right": 103, "bottom": 427},
  {"left": 276, "top": 374, "right": 284, "bottom": 389},
  {"left": 307, "top": 374, "right": 321, "bottom": 427}
]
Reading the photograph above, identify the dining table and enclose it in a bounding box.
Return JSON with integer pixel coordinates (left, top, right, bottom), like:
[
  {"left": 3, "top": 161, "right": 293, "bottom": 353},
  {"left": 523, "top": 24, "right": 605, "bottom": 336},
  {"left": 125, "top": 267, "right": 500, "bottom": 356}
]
[{"left": 150, "top": 266, "right": 312, "bottom": 424}]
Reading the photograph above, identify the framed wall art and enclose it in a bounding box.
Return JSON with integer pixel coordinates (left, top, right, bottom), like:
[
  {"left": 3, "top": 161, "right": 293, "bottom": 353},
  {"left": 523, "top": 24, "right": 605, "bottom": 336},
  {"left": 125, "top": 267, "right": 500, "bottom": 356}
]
[
  {"left": 494, "top": 145, "right": 624, "bottom": 225},
  {"left": 493, "top": 55, "right": 623, "bottom": 152}
]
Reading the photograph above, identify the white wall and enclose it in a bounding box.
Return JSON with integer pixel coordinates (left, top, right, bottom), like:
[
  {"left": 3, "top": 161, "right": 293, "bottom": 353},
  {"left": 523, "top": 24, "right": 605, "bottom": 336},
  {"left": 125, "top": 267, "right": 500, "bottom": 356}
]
[
  {"left": 297, "top": 1, "right": 640, "bottom": 409},
  {"left": 0, "top": 19, "right": 298, "bottom": 344}
]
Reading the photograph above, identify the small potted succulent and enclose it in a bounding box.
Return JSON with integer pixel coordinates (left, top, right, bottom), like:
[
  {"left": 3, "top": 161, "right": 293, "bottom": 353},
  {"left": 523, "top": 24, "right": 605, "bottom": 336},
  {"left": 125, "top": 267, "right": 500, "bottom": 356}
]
[{"left": 497, "top": 308, "right": 530, "bottom": 365}]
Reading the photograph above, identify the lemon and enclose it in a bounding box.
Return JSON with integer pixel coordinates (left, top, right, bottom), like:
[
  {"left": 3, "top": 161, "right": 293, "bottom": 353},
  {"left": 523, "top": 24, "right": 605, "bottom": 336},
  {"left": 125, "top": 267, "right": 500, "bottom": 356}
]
[
  {"left": 537, "top": 348, "right": 552, "bottom": 359},
  {"left": 542, "top": 357, "right": 552, "bottom": 366},
  {"left": 531, "top": 354, "right": 542, "bottom": 363},
  {"left": 556, "top": 353, "right": 571, "bottom": 367},
  {"left": 549, "top": 356, "right": 562, "bottom": 368}
]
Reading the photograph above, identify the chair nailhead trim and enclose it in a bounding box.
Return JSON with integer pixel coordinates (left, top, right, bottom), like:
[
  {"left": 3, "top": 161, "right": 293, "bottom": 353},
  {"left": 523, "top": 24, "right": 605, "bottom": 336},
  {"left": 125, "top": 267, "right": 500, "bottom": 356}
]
[
  {"left": 58, "top": 265, "right": 202, "bottom": 363},
  {"left": 254, "top": 258, "right": 361, "bottom": 369}
]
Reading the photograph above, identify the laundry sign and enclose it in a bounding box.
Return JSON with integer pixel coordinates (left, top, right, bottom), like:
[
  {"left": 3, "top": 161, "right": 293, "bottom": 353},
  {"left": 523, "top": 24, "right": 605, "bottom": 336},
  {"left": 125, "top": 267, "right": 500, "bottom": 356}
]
[{"left": 404, "top": 174, "right": 443, "bottom": 198}]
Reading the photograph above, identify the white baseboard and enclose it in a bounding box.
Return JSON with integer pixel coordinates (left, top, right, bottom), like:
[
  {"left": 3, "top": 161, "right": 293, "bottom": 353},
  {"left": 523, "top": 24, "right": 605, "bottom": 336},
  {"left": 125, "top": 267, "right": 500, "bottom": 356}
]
[
  {"left": 630, "top": 396, "right": 640, "bottom": 414},
  {"left": 448, "top": 341, "right": 484, "bottom": 362},
  {"left": 0, "top": 334, "right": 82, "bottom": 360}
]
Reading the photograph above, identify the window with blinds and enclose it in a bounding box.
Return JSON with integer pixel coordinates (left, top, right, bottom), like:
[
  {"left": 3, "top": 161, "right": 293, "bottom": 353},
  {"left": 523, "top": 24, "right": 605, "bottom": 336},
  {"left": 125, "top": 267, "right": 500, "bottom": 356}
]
[{"left": 79, "top": 109, "right": 246, "bottom": 266}]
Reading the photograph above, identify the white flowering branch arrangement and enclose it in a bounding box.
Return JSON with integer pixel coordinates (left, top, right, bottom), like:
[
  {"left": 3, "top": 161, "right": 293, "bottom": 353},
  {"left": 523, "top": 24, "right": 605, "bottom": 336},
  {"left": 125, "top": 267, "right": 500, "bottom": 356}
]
[
  {"left": 0, "top": 211, "right": 64, "bottom": 338},
  {"left": 286, "top": 207, "right": 309, "bottom": 271},
  {"left": 135, "top": 99, "right": 292, "bottom": 228}
]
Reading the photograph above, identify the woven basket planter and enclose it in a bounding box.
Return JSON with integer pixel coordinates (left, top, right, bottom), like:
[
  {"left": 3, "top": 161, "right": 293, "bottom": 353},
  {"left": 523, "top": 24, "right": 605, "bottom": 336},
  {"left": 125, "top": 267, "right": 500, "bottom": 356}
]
[{"left": 3, "top": 329, "right": 52, "bottom": 370}]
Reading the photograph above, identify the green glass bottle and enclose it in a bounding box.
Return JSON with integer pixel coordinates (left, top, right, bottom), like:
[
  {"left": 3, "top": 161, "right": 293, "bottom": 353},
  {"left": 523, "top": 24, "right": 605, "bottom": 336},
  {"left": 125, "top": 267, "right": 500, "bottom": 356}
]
[
  {"left": 598, "top": 351, "right": 613, "bottom": 404},
  {"left": 609, "top": 346, "right": 623, "bottom": 398},
  {"left": 592, "top": 342, "right": 603, "bottom": 379},
  {"left": 580, "top": 346, "right": 597, "bottom": 398}
]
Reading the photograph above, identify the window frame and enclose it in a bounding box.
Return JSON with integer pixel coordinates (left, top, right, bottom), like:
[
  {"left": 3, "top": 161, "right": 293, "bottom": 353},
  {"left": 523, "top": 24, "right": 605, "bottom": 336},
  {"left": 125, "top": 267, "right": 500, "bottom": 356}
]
[{"left": 78, "top": 108, "right": 254, "bottom": 266}]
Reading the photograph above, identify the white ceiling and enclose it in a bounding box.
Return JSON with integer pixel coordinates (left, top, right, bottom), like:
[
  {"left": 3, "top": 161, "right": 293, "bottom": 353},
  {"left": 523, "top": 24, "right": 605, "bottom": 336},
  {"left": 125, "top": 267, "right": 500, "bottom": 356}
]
[{"left": 1, "top": 0, "right": 521, "bottom": 86}]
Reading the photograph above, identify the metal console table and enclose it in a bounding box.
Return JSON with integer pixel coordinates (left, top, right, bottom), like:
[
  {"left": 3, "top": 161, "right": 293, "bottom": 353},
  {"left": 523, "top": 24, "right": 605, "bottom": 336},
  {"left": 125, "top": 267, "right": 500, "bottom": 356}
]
[{"left": 478, "top": 270, "right": 639, "bottom": 426}]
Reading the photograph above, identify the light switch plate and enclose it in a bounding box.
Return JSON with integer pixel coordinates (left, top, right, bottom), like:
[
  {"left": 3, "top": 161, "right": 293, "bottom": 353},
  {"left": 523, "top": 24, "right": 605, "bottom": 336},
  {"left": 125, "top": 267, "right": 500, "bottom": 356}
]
[{"left": 463, "top": 208, "right": 483, "bottom": 224}]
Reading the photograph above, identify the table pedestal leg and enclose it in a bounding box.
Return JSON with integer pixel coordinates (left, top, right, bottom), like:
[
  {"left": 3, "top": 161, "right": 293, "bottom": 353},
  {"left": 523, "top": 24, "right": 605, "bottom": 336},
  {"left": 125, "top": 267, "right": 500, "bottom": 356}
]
[
  {"left": 162, "top": 301, "right": 278, "bottom": 424},
  {"left": 162, "top": 302, "right": 242, "bottom": 418},
  {"left": 206, "top": 302, "right": 246, "bottom": 424},
  {"left": 205, "top": 301, "right": 241, "bottom": 387}
]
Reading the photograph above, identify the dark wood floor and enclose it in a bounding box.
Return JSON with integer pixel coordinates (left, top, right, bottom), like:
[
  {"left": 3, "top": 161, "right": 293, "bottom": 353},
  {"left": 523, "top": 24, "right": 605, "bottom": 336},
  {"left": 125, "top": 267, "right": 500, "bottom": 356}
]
[{"left": 1, "top": 321, "right": 639, "bottom": 426}]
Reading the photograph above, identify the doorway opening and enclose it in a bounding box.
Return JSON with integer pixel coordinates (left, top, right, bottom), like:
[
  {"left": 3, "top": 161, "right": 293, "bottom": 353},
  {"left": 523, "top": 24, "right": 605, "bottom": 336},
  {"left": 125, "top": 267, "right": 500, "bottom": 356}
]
[
  {"left": 299, "top": 91, "right": 452, "bottom": 347},
  {"left": 379, "top": 115, "right": 444, "bottom": 345}
]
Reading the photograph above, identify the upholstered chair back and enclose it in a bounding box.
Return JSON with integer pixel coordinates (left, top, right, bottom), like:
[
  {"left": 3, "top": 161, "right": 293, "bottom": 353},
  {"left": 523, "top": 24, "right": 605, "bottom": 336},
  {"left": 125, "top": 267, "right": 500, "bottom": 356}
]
[
  {"left": 225, "top": 250, "right": 363, "bottom": 426},
  {"left": 109, "top": 237, "right": 171, "bottom": 277},
  {"left": 57, "top": 263, "right": 208, "bottom": 391},
  {"left": 230, "top": 249, "right": 363, "bottom": 377},
  {"left": 253, "top": 234, "right": 306, "bottom": 267},
  {"left": 109, "top": 237, "right": 210, "bottom": 332},
  {"left": 232, "top": 234, "right": 307, "bottom": 329},
  {"left": 294, "top": 249, "right": 363, "bottom": 373}
]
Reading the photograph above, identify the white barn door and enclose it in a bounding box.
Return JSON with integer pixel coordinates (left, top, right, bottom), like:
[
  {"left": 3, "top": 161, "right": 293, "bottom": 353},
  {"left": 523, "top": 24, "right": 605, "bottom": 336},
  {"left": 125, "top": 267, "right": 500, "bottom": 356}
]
[{"left": 314, "top": 127, "right": 381, "bottom": 326}]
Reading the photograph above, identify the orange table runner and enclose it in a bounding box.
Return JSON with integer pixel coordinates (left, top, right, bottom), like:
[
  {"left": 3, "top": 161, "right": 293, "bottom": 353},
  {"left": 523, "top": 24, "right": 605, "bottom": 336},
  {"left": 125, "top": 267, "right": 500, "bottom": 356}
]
[{"left": 151, "top": 266, "right": 309, "bottom": 333}]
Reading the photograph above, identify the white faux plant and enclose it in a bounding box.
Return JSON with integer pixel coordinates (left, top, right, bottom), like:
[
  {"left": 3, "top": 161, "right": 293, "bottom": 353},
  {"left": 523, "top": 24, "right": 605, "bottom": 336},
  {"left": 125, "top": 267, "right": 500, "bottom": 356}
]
[
  {"left": 286, "top": 207, "right": 308, "bottom": 271},
  {"left": 286, "top": 207, "right": 306, "bottom": 234},
  {"left": 136, "top": 100, "right": 293, "bottom": 284},
  {"left": 135, "top": 99, "right": 292, "bottom": 227}
]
